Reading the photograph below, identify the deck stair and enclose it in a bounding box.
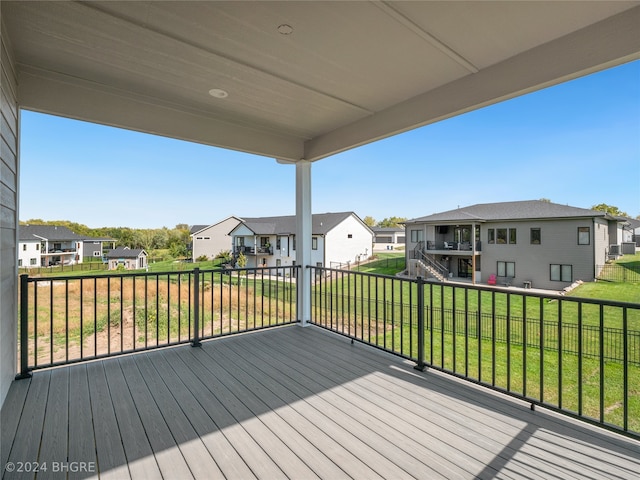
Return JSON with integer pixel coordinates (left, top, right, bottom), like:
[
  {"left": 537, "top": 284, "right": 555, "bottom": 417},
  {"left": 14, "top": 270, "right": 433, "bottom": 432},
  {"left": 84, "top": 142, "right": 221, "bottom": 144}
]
[{"left": 413, "top": 243, "right": 448, "bottom": 282}]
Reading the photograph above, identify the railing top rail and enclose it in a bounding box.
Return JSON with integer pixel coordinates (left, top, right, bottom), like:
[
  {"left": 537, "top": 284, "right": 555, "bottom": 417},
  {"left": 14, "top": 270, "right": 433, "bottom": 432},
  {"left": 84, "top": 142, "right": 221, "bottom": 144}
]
[
  {"left": 22, "top": 264, "right": 302, "bottom": 283},
  {"left": 308, "top": 266, "right": 640, "bottom": 309}
]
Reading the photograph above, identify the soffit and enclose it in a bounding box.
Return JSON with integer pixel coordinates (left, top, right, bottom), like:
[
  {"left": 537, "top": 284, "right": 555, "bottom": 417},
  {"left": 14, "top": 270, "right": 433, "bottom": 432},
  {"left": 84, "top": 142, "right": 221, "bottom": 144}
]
[{"left": 2, "top": 1, "right": 639, "bottom": 162}]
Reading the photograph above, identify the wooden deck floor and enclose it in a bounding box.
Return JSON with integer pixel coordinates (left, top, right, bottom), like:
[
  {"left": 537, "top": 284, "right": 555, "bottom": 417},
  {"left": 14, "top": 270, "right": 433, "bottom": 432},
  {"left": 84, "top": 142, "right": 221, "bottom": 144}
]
[{"left": 2, "top": 325, "right": 639, "bottom": 479}]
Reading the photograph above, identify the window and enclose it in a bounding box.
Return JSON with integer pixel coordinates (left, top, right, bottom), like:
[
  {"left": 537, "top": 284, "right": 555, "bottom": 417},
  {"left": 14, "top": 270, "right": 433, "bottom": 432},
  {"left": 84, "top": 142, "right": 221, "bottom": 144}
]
[
  {"left": 93, "top": 251, "right": 101, "bottom": 257},
  {"left": 488, "top": 229, "right": 495, "bottom": 244},
  {"left": 203, "top": 237, "right": 210, "bottom": 240},
  {"left": 312, "top": 237, "right": 318, "bottom": 250},
  {"left": 260, "top": 237, "right": 269, "bottom": 247},
  {"left": 292, "top": 236, "right": 296, "bottom": 250},
  {"left": 238, "top": 237, "right": 245, "bottom": 247},
  {"left": 316, "top": 262, "right": 323, "bottom": 268},
  {"left": 530, "top": 228, "right": 541, "bottom": 244},
  {"left": 578, "top": 227, "right": 590, "bottom": 245},
  {"left": 18, "top": 259, "right": 22, "bottom": 267},
  {"left": 508, "top": 228, "right": 517, "bottom": 244},
  {"left": 36, "top": 244, "right": 39, "bottom": 251},
  {"left": 550, "top": 264, "right": 572, "bottom": 282},
  {"left": 496, "top": 229, "right": 507, "bottom": 244},
  {"left": 22, "top": 244, "right": 26, "bottom": 251},
  {"left": 276, "top": 259, "right": 281, "bottom": 267},
  {"left": 347, "top": 234, "right": 353, "bottom": 239},
  {"left": 30, "top": 258, "right": 37, "bottom": 266},
  {"left": 497, "top": 261, "right": 515, "bottom": 278},
  {"left": 410, "top": 229, "right": 423, "bottom": 242},
  {"left": 276, "top": 238, "right": 281, "bottom": 250},
  {"left": 196, "top": 237, "right": 203, "bottom": 240}
]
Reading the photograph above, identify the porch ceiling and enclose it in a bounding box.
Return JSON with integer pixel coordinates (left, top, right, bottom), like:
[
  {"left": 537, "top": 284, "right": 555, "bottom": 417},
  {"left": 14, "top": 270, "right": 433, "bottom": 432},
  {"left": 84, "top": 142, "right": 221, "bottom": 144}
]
[{"left": 2, "top": 1, "right": 640, "bottom": 162}]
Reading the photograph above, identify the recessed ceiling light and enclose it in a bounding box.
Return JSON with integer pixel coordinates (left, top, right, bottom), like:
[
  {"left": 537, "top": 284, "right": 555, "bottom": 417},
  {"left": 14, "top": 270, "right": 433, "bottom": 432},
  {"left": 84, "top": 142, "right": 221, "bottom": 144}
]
[
  {"left": 209, "top": 88, "right": 228, "bottom": 99},
  {"left": 277, "top": 24, "right": 293, "bottom": 35}
]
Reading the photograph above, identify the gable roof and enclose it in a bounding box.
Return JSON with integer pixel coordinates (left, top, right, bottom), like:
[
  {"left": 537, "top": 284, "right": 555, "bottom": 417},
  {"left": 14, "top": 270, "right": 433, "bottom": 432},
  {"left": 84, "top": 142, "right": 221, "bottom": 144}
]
[
  {"left": 406, "top": 200, "right": 609, "bottom": 224},
  {"left": 190, "top": 216, "right": 243, "bottom": 236},
  {"left": 105, "top": 246, "right": 146, "bottom": 259},
  {"left": 234, "top": 212, "right": 371, "bottom": 236},
  {"left": 190, "top": 225, "right": 209, "bottom": 235},
  {"left": 19, "top": 225, "right": 86, "bottom": 242}
]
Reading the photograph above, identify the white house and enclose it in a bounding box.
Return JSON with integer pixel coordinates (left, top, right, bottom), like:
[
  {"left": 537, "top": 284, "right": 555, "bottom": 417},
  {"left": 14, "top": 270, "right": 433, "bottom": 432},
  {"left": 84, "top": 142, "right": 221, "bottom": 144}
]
[
  {"left": 372, "top": 226, "right": 405, "bottom": 251},
  {"left": 190, "top": 216, "right": 242, "bottom": 261},
  {"left": 229, "top": 212, "right": 373, "bottom": 270},
  {"left": 19, "top": 225, "right": 85, "bottom": 268}
]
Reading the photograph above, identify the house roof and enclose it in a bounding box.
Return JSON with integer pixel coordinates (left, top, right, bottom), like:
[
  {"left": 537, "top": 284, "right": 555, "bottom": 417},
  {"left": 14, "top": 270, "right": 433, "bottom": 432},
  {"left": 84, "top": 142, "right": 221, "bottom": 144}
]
[
  {"left": 105, "top": 246, "right": 146, "bottom": 259},
  {"left": 189, "top": 225, "right": 209, "bottom": 235},
  {"left": 19, "top": 225, "right": 87, "bottom": 242},
  {"left": 190, "top": 216, "right": 243, "bottom": 236},
  {"left": 406, "top": 200, "right": 610, "bottom": 224},
  {"left": 235, "top": 212, "right": 371, "bottom": 236},
  {"left": 3, "top": 2, "right": 638, "bottom": 163},
  {"left": 372, "top": 227, "right": 405, "bottom": 234}
]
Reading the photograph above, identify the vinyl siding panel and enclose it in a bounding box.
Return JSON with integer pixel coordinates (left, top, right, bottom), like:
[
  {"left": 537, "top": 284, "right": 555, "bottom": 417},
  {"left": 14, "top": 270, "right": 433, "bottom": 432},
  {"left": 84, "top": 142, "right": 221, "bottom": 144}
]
[
  {"left": 0, "top": 25, "right": 18, "bottom": 407},
  {"left": 191, "top": 217, "right": 240, "bottom": 261},
  {"left": 481, "top": 219, "right": 598, "bottom": 290}
]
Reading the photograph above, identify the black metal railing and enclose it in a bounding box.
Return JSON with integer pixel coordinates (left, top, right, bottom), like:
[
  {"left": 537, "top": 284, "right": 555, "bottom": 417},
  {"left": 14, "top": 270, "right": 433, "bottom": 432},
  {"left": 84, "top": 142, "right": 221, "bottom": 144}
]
[
  {"left": 308, "top": 266, "right": 640, "bottom": 439},
  {"left": 17, "top": 266, "right": 298, "bottom": 373}
]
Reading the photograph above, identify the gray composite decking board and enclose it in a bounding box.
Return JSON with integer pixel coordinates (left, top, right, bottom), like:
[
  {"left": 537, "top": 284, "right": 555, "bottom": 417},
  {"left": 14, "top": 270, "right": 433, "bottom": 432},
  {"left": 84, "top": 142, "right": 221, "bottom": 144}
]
[
  {"left": 85, "top": 361, "right": 131, "bottom": 480},
  {"left": 0, "top": 374, "right": 30, "bottom": 470},
  {"left": 161, "top": 348, "right": 288, "bottom": 480},
  {"left": 131, "top": 353, "right": 223, "bottom": 480},
  {"left": 284, "top": 330, "right": 556, "bottom": 478},
  {"left": 232, "top": 329, "right": 496, "bottom": 480},
  {"left": 3, "top": 325, "right": 640, "bottom": 480},
  {"left": 4, "top": 370, "right": 51, "bottom": 480},
  {"left": 176, "top": 347, "right": 320, "bottom": 480},
  {"left": 117, "top": 355, "right": 194, "bottom": 479},
  {"left": 228, "top": 331, "right": 454, "bottom": 480},
  {"left": 143, "top": 350, "right": 256, "bottom": 480},
  {"left": 100, "top": 358, "right": 162, "bottom": 479},
  {"left": 38, "top": 368, "right": 69, "bottom": 480},
  {"left": 303, "top": 327, "right": 640, "bottom": 477},
  {"left": 250, "top": 327, "right": 636, "bottom": 480},
  {"left": 192, "top": 342, "right": 353, "bottom": 480},
  {"left": 299, "top": 328, "right": 627, "bottom": 479},
  {"left": 67, "top": 364, "right": 98, "bottom": 480},
  {"left": 210, "top": 338, "right": 387, "bottom": 480}
]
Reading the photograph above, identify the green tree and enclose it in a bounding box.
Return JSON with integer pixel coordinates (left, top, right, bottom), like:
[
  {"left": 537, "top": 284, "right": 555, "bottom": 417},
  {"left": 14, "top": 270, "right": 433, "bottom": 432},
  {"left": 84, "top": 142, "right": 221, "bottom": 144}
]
[
  {"left": 378, "top": 216, "right": 407, "bottom": 228},
  {"left": 363, "top": 216, "right": 376, "bottom": 227},
  {"left": 237, "top": 252, "right": 247, "bottom": 269},
  {"left": 591, "top": 203, "right": 629, "bottom": 217}
]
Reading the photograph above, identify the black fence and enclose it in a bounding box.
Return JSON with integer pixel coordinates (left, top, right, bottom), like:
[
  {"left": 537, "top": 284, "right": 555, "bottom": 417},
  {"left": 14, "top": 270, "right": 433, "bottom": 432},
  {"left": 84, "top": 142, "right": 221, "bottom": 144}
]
[
  {"left": 596, "top": 264, "right": 640, "bottom": 282},
  {"left": 18, "top": 266, "right": 299, "bottom": 373},
  {"left": 309, "top": 266, "right": 640, "bottom": 439}
]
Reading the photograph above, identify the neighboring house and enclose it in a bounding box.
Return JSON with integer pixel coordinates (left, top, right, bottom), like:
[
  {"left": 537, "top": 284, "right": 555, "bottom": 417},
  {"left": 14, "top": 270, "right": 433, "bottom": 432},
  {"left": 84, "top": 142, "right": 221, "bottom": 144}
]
[
  {"left": 19, "top": 225, "right": 115, "bottom": 268},
  {"left": 228, "top": 212, "right": 373, "bottom": 270},
  {"left": 372, "top": 226, "right": 405, "bottom": 251},
  {"left": 82, "top": 237, "right": 116, "bottom": 261},
  {"left": 106, "top": 246, "right": 147, "bottom": 270},
  {"left": 405, "top": 200, "right": 625, "bottom": 291},
  {"left": 190, "top": 217, "right": 242, "bottom": 261},
  {"left": 622, "top": 217, "right": 640, "bottom": 247}
]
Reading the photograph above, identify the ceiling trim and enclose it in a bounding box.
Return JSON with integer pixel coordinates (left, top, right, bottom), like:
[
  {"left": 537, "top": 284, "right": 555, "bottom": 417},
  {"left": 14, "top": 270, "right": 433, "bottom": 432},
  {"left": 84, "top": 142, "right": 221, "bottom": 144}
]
[
  {"left": 371, "top": 1, "right": 479, "bottom": 74},
  {"left": 305, "top": 5, "right": 640, "bottom": 162}
]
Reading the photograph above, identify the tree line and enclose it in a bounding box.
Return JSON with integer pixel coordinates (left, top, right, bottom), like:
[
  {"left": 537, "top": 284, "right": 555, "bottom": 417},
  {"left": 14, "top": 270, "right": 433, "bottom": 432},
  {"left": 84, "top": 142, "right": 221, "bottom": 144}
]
[{"left": 20, "top": 220, "right": 192, "bottom": 258}]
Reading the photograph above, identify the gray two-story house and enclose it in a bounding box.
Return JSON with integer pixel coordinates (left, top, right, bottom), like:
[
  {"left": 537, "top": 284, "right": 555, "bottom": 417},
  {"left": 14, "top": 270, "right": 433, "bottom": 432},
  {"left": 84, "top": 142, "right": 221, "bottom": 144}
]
[{"left": 405, "top": 200, "right": 623, "bottom": 290}]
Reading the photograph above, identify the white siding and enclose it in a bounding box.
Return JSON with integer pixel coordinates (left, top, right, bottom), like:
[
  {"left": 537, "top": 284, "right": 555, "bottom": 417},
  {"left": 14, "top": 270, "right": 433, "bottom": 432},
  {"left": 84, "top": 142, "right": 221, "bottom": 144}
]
[
  {"left": 0, "top": 26, "right": 19, "bottom": 407},
  {"left": 18, "top": 240, "right": 40, "bottom": 267},
  {"left": 324, "top": 215, "right": 373, "bottom": 266}
]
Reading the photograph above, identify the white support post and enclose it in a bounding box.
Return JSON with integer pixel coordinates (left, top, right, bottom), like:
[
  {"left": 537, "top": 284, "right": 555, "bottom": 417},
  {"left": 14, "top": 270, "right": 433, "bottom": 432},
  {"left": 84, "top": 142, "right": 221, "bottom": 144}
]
[{"left": 295, "top": 161, "right": 312, "bottom": 326}]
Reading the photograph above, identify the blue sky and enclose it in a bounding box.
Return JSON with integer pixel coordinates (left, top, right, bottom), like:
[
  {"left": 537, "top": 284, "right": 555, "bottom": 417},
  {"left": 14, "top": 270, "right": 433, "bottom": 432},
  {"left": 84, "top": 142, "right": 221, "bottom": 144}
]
[{"left": 20, "top": 60, "right": 639, "bottom": 229}]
